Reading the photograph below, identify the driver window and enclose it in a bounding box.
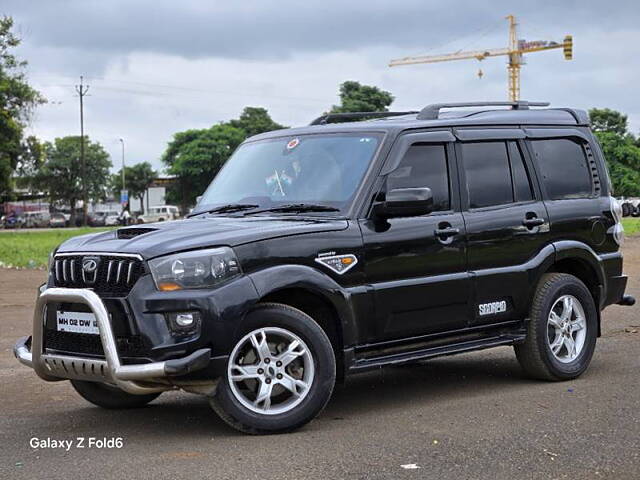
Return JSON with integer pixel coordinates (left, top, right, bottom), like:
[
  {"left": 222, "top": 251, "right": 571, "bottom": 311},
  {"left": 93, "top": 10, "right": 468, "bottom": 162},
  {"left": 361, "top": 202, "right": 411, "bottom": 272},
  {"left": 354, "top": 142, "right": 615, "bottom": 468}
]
[{"left": 388, "top": 143, "right": 450, "bottom": 211}]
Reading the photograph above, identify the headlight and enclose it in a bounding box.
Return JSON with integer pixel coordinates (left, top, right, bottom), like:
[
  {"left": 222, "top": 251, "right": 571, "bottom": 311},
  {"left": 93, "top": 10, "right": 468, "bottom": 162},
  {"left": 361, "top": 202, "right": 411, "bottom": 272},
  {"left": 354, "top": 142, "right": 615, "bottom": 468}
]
[
  {"left": 149, "top": 247, "right": 241, "bottom": 291},
  {"left": 48, "top": 247, "right": 59, "bottom": 272}
]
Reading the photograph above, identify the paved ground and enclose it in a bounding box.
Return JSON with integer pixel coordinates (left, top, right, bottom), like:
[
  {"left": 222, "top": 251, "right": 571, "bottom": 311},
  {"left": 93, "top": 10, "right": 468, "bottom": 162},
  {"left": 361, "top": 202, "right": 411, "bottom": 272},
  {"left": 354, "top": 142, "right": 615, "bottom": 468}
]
[{"left": 1, "top": 240, "right": 639, "bottom": 480}]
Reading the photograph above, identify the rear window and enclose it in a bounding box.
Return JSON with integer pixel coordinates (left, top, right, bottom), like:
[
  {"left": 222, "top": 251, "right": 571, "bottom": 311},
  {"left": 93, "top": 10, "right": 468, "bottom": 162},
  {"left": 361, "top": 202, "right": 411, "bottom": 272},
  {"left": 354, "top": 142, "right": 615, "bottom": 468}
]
[{"left": 530, "top": 138, "right": 593, "bottom": 200}]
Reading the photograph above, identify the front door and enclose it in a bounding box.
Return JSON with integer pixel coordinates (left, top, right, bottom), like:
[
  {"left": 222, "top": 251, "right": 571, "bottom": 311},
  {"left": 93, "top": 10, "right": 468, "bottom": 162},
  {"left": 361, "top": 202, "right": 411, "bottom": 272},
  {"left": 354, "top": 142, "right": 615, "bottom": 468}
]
[{"left": 361, "top": 132, "right": 471, "bottom": 342}]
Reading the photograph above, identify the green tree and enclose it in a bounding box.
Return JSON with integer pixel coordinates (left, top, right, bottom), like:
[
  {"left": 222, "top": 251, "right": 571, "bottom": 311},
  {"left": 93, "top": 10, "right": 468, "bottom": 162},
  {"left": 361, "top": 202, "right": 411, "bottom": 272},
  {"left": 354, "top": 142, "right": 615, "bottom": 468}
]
[
  {"left": 589, "top": 108, "right": 628, "bottom": 136},
  {"left": 0, "top": 16, "right": 46, "bottom": 198},
  {"left": 35, "top": 136, "right": 112, "bottom": 224},
  {"left": 111, "top": 162, "right": 157, "bottom": 213},
  {"left": 162, "top": 124, "right": 246, "bottom": 209},
  {"left": 229, "top": 106, "right": 286, "bottom": 137},
  {"left": 589, "top": 108, "right": 640, "bottom": 197},
  {"left": 330, "top": 80, "right": 394, "bottom": 113},
  {"left": 14, "top": 135, "right": 45, "bottom": 190}
]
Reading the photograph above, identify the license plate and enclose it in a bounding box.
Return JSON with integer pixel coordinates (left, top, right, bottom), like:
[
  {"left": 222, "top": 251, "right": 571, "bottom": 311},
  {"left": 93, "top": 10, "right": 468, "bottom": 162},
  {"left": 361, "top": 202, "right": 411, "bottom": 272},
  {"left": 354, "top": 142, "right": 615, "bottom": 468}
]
[{"left": 56, "top": 311, "right": 100, "bottom": 335}]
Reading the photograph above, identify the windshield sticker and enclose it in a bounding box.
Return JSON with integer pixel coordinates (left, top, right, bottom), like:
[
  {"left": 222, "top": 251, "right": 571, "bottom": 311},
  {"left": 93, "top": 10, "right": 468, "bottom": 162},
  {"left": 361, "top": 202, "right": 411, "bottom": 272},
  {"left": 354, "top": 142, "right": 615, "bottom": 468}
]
[{"left": 286, "top": 138, "right": 300, "bottom": 150}]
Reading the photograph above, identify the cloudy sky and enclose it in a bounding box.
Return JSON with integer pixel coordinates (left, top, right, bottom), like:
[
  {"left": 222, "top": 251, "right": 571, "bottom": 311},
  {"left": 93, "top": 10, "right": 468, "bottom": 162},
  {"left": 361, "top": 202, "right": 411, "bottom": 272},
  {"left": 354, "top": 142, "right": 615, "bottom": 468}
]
[{"left": 4, "top": 0, "right": 640, "bottom": 173}]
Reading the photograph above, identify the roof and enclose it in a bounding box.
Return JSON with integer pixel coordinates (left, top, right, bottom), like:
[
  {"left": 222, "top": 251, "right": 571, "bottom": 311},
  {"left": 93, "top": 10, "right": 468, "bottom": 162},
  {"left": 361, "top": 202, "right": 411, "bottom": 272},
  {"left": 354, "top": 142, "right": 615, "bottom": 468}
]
[{"left": 247, "top": 101, "right": 590, "bottom": 142}]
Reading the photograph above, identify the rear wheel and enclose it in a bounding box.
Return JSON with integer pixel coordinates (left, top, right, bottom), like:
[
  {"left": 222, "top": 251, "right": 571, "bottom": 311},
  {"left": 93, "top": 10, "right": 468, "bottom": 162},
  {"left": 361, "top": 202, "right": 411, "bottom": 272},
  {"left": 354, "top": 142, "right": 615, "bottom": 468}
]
[
  {"left": 515, "top": 273, "right": 598, "bottom": 381},
  {"left": 210, "top": 303, "right": 336, "bottom": 434},
  {"left": 71, "top": 380, "right": 161, "bottom": 409}
]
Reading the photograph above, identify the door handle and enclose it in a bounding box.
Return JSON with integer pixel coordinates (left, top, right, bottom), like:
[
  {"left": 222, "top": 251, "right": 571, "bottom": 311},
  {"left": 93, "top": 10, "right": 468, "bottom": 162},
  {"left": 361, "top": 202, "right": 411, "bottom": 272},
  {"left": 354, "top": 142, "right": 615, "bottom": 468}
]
[
  {"left": 522, "top": 217, "right": 545, "bottom": 228},
  {"left": 434, "top": 226, "right": 460, "bottom": 238}
]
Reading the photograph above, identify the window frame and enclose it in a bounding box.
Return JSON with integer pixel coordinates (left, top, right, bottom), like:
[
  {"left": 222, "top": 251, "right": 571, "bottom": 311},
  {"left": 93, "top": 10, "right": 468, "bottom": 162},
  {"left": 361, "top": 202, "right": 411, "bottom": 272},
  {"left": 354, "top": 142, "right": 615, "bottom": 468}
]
[
  {"left": 367, "top": 129, "right": 460, "bottom": 218},
  {"left": 524, "top": 136, "right": 596, "bottom": 201},
  {"left": 455, "top": 136, "right": 539, "bottom": 213}
]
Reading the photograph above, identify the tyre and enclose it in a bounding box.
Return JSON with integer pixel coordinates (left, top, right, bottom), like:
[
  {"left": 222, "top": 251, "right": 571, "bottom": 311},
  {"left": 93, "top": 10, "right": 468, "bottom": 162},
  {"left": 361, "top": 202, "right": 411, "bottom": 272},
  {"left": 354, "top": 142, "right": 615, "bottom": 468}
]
[
  {"left": 515, "top": 273, "right": 598, "bottom": 381},
  {"left": 210, "top": 303, "right": 336, "bottom": 434},
  {"left": 71, "top": 380, "right": 161, "bottom": 409}
]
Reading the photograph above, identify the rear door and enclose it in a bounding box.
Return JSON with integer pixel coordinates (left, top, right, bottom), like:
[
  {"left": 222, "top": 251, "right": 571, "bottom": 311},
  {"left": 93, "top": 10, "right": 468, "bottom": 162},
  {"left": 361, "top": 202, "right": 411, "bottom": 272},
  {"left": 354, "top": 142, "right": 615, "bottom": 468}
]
[
  {"left": 455, "top": 129, "right": 551, "bottom": 325},
  {"left": 361, "top": 131, "right": 471, "bottom": 341}
]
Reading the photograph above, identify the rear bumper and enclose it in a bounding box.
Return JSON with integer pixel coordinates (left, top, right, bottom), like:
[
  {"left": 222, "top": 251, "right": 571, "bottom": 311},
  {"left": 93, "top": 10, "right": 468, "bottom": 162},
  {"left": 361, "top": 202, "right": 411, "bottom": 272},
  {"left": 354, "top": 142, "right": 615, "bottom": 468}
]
[{"left": 14, "top": 287, "right": 211, "bottom": 395}]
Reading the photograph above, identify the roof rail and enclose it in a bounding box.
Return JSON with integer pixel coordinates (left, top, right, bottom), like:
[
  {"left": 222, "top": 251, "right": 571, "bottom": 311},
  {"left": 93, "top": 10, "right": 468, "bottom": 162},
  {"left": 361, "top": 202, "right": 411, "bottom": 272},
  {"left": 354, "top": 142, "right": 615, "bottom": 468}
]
[
  {"left": 310, "top": 111, "right": 418, "bottom": 126},
  {"left": 417, "top": 101, "right": 550, "bottom": 121}
]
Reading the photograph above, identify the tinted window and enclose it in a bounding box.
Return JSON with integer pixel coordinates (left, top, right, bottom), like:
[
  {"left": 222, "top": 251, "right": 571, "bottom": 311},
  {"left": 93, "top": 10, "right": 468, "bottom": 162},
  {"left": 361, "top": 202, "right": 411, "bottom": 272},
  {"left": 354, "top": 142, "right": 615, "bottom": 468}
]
[
  {"left": 462, "top": 142, "right": 513, "bottom": 208},
  {"left": 508, "top": 142, "right": 534, "bottom": 202},
  {"left": 530, "top": 139, "right": 592, "bottom": 200},
  {"left": 387, "top": 144, "right": 450, "bottom": 211}
]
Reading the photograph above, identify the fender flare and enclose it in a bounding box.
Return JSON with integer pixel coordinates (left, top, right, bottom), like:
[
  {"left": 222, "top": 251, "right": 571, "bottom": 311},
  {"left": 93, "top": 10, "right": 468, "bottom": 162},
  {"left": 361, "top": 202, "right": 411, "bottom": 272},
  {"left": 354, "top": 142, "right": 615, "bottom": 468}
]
[
  {"left": 246, "top": 265, "right": 360, "bottom": 347},
  {"left": 552, "top": 240, "right": 606, "bottom": 294}
]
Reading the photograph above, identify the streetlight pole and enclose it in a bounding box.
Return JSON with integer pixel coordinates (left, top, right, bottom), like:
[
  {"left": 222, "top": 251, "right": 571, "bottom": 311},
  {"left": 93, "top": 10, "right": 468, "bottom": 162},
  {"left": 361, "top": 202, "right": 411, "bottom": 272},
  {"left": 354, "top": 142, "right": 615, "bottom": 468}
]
[{"left": 119, "top": 138, "right": 125, "bottom": 192}]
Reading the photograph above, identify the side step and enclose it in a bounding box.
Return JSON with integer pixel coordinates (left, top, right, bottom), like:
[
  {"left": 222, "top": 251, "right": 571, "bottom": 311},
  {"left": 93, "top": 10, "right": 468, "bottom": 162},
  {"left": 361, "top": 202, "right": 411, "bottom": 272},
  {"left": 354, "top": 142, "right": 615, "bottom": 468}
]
[{"left": 348, "top": 334, "right": 525, "bottom": 373}]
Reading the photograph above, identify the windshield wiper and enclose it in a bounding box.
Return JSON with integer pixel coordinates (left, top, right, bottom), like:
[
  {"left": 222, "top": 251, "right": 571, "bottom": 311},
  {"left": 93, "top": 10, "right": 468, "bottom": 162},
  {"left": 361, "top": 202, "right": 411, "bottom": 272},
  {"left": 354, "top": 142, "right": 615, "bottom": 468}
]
[
  {"left": 244, "top": 203, "right": 340, "bottom": 215},
  {"left": 189, "top": 203, "right": 259, "bottom": 217}
]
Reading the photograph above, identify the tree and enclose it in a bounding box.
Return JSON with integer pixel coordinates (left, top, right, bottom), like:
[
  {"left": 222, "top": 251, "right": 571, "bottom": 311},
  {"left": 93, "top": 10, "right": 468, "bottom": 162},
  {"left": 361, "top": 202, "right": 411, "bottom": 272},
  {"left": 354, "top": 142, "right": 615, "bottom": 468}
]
[
  {"left": 589, "top": 108, "right": 640, "bottom": 197},
  {"left": 0, "top": 16, "right": 46, "bottom": 198},
  {"left": 229, "top": 106, "right": 286, "bottom": 137},
  {"left": 35, "top": 136, "right": 112, "bottom": 224},
  {"left": 162, "top": 124, "right": 246, "bottom": 209},
  {"left": 589, "top": 108, "right": 628, "bottom": 136},
  {"left": 111, "top": 162, "right": 156, "bottom": 213},
  {"left": 330, "top": 81, "right": 394, "bottom": 113}
]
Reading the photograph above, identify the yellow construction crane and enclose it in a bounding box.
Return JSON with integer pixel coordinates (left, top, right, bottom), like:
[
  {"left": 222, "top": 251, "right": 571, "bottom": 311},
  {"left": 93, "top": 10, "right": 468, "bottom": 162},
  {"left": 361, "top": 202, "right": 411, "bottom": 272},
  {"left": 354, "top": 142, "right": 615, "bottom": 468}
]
[{"left": 389, "top": 15, "right": 573, "bottom": 101}]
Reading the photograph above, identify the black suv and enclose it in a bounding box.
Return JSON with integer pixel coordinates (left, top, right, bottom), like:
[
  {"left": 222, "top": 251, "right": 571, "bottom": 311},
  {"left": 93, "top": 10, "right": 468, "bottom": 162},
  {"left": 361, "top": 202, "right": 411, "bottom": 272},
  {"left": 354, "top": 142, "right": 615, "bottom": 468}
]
[{"left": 14, "top": 101, "right": 634, "bottom": 434}]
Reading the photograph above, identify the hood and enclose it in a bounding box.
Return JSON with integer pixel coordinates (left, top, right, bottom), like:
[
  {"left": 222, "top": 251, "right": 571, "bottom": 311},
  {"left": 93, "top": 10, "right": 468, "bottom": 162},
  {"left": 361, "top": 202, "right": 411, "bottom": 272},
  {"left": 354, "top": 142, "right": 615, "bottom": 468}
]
[{"left": 57, "top": 216, "right": 348, "bottom": 259}]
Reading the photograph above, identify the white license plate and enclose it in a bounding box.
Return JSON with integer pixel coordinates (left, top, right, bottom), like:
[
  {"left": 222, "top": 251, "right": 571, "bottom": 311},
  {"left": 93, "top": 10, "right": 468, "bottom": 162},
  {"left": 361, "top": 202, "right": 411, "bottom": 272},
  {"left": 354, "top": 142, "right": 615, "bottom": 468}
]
[{"left": 56, "top": 311, "right": 100, "bottom": 335}]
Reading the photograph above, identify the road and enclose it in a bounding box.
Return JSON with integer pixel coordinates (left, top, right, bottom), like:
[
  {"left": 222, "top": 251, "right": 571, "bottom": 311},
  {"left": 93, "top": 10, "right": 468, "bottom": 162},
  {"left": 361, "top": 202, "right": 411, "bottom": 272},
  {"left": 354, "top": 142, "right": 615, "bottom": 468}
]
[{"left": 1, "top": 240, "right": 639, "bottom": 479}]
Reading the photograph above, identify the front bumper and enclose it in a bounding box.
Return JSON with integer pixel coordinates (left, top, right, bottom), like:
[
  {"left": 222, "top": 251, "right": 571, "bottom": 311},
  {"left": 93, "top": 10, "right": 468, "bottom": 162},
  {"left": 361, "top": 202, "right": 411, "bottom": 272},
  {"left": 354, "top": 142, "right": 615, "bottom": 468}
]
[{"left": 14, "top": 287, "right": 211, "bottom": 394}]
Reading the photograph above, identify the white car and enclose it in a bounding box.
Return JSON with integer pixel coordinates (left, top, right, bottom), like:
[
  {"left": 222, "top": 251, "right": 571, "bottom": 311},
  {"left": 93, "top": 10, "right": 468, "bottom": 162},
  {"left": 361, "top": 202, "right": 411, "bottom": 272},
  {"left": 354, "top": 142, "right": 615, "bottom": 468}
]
[
  {"left": 137, "top": 205, "right": 180, "bottom": 224},
  {"left": 105, "top": 212, "right": 121, "bottom": 226}
]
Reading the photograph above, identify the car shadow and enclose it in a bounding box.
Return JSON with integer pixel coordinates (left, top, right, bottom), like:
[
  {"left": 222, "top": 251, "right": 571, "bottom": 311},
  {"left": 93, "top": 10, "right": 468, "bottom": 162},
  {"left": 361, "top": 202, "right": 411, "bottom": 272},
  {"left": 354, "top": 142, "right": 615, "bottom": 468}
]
[{"left": 48, "top": 348, "right": 533, "bottom": 438}]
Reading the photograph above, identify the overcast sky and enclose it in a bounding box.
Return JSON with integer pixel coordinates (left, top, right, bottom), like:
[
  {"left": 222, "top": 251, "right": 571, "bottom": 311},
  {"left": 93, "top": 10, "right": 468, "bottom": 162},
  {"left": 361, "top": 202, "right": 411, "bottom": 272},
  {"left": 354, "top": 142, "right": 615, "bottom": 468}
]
[{"left": 4, "top": 0, "right": 640, "bottom": 173}]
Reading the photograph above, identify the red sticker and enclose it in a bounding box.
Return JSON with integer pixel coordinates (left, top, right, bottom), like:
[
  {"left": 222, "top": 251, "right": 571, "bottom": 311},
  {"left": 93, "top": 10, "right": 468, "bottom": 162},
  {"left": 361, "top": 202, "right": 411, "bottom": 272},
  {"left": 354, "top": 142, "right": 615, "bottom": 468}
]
[{"left": 286, "top": 138, "right": 300, "bottom": 150}]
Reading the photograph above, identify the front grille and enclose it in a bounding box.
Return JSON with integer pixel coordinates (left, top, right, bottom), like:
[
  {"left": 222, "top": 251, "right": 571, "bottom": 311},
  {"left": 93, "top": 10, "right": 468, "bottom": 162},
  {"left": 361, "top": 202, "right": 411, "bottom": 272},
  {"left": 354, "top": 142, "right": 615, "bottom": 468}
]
[
  {"left": 44, "top": 330, "right": 147, "bottom": 357},
  {"left": 52, "top": 254, "right": 144, "bottom": 296}
]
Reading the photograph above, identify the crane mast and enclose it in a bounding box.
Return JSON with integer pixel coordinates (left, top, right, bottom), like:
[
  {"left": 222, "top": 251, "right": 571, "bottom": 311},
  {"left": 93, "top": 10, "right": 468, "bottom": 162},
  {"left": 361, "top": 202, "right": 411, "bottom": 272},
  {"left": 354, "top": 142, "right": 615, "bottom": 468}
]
[{"left": 389, "top": 15, "right": 573, "bottom": 101}]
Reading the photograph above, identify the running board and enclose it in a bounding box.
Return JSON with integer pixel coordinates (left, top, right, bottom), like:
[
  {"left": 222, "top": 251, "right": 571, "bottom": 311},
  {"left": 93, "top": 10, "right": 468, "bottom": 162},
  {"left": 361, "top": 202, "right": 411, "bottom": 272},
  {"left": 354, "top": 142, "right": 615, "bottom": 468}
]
[{"left": 348, "top": 334, "right": 526, "bottom": 373}]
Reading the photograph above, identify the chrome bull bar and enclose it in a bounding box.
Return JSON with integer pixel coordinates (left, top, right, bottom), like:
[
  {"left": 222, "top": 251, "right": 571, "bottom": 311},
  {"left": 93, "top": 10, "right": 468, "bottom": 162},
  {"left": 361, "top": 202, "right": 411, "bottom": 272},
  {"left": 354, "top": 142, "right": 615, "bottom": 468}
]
[{"left": 14, "top": 287, "right": 210, "bottom": 395}]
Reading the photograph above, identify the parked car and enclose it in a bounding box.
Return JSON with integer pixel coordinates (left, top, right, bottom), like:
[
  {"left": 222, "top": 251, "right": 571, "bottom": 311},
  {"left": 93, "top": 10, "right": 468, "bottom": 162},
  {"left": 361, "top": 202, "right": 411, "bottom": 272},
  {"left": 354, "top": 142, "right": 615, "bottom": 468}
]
[
  {"left": 14, "top": 101, "right": 635, "bottom": 435},
  {"left": 49, "top": 213, "right": 68, "bottom": 228},
  {"left": 136, "top": 205, "right": 180, "bottom": 223},
  {"left": 87, "top": 211, "right": 107, "bottom": 227},
  {"left": 23, "top": 210, "right": 51, "bottom": 228},
  {"left": 105, "top": 211, "right": 121, "bottom": 226}
]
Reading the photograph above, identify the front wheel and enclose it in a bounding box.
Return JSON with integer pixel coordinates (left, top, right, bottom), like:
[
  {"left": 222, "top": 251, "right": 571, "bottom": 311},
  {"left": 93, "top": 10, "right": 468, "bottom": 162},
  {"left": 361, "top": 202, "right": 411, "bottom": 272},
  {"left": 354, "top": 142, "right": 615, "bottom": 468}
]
[
  {"left": 515, "top": 273, "right": 598, "bottom": 381},
  {"left": 71, "top": 380, "right": 161, "bottom": 409},
  {"left": 210, "top": 303, "right": 336, "bottom": 434}
]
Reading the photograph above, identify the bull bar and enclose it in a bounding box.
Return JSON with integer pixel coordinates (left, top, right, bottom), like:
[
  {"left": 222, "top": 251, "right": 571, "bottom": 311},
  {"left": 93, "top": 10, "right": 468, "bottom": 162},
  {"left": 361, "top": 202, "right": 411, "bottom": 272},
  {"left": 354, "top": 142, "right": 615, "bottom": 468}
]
[{"left": 13, "top": 287, "right": 210, "bottom": 395}]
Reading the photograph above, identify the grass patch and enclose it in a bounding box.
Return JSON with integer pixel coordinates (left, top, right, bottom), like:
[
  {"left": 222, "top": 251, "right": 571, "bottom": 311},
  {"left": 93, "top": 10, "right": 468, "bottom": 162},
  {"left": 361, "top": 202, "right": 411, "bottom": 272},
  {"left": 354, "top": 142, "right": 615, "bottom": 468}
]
[
  {"left": 0, "top": 228, "right": 113, "bottom": 269},
  {"left": 622, "top": 217, "right": 640, "bottom": 236}
]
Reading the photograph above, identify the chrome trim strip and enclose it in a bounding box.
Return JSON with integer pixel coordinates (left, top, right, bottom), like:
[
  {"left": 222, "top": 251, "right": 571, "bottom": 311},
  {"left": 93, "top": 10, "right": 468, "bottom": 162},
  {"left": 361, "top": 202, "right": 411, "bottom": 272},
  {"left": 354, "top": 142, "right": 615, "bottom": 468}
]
[
  {"left": 106, "top": 260, "right": 114, "bottom": 283},
  {"left": 62, "top": 259, "right": 68, "bottom": 282},
  {"left": 54, "top": 252, "right": 144, "bottom": 260},
  {"left": 55, "top": 260, "right": 61, "bottom": 282},
  {"left": 127, "top": 262, "right": 134, "bottom": 284},
  {"left": 70, "top": 259, "right": 76, "bottom": 282},
  {"left": 24, "top": 288, "right": 168, "bottom": 394},
  {"left": 116, "top": 260, "right": 125, "bottom": 283}
]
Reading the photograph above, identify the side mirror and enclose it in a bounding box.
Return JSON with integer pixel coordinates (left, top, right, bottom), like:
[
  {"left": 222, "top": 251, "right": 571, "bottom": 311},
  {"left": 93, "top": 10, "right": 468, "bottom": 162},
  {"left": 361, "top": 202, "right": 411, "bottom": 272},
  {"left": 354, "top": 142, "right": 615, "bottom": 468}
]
[
  {"left": 196, "top": 195, "right": 203, "bottom": 204},
  {"left": 375, "top": 187, "right": 433, "bottom": 218}
]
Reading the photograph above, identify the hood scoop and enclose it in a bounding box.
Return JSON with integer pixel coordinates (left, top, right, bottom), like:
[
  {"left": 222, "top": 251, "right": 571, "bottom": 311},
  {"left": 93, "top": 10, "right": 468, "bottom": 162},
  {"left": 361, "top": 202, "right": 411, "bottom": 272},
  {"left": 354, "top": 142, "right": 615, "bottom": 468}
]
[{"left": 117, "top": 227, "right": 158, "bottom": 239}]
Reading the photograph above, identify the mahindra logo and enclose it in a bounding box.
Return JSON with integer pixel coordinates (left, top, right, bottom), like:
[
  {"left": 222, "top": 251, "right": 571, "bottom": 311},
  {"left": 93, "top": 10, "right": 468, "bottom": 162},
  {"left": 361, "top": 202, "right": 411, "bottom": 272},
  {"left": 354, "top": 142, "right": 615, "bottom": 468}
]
[{"left": 82, "top": 257, "right": 100, "bottom": 284}]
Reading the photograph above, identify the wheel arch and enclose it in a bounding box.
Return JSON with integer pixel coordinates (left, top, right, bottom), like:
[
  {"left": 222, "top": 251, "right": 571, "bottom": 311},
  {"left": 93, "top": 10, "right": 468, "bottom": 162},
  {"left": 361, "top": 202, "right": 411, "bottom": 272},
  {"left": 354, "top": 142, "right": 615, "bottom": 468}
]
[
  {"left": 246, "top": 265, "right": 360, "bottom": 381},
  {"left": 542, "top": 241, "right": 606, "bottom": 335}
]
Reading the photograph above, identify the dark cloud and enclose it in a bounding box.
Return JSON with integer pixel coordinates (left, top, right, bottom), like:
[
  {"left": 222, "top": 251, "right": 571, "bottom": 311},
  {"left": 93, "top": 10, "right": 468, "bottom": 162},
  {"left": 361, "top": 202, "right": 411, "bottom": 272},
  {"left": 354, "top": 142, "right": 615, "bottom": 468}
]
[{"left": 6, "top": 0, "right": 639, "bottom": 61}]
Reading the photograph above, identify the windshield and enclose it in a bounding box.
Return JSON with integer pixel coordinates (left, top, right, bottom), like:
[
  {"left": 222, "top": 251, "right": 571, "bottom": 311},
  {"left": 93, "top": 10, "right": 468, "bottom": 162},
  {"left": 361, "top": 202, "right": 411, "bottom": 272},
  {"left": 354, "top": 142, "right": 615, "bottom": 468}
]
[{"left": 196, "top": 133, "right": 381, "bottom": 214}]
